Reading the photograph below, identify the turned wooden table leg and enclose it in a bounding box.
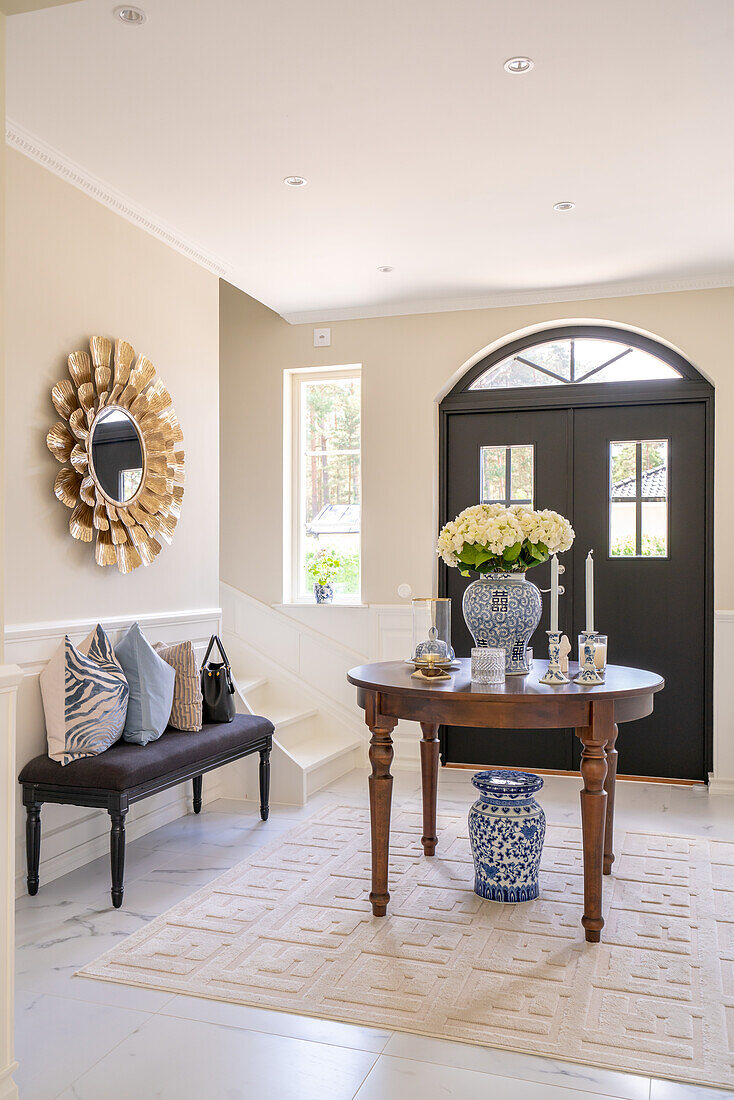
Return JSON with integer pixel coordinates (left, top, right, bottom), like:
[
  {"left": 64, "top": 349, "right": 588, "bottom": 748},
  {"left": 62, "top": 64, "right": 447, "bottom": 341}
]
[
  {"left": 603, "top": 722, "right": 619, "bottom": 875},
  {"left": 366, "top": 693, "right": 397, "bottom": 917},
  {"left": 576, "top": 699, "right": 612, "bottom": 943},
  {"left": 419, "top": 722, "right": 440, "bottom": 856}
]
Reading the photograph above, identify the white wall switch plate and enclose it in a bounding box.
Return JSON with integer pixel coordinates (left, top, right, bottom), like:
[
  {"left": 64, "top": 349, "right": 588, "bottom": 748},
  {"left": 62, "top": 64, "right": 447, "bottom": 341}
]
[{"left": 313, "top": 327, "right": 331, "bottom": 347}]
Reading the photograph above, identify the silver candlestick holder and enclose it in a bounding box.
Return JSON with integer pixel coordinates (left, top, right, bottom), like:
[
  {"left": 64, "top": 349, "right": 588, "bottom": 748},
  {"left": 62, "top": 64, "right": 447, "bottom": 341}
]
[
  {"left": 575, "top": 630, "right": 604, "bottom": 685},
  {"left": 540, "top": 630, "right": 570, "bottom": 685}
]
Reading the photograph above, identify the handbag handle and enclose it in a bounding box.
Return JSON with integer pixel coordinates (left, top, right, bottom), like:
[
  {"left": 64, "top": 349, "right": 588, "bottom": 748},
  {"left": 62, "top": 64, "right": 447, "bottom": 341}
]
[{"left": 201, "top": 634, "right": 232, "bottom": 672}]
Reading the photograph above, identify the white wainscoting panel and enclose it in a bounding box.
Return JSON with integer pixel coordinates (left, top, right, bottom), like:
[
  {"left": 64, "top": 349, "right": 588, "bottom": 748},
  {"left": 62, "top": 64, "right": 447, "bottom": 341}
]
[
  {"left": 0, "top": 666, "right": 23, "bottom": 1100},
  {"left": 712, "top": 611, "right": 734, "bottom": 791},
  {"left": 8, "top": 607, "right": 221, "bottom": 896}
]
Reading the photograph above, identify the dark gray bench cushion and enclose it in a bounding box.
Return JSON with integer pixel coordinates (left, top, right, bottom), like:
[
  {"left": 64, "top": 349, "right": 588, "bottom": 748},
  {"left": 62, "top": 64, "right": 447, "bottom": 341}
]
[{"left": 19, "top": 714, "right": 274, "bottom": 792}]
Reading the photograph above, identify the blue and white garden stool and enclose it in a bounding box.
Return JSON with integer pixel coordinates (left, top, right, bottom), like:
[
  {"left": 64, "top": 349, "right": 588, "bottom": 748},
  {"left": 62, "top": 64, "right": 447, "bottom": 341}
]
[{"left": 468, "top": 770, "right": 546, "bottom": 902}]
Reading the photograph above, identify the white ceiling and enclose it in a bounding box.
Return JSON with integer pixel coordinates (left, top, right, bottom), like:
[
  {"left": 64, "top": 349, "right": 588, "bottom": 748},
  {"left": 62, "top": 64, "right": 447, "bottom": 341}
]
[{"left": 6, "top": 0, "right": 734, "bottom": 321}]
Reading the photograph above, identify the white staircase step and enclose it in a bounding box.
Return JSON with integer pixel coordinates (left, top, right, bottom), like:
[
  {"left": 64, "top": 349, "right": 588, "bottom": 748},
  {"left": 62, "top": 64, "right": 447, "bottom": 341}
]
[
  {"left": 224, "top": 640, "right": 365, "bottom": 806},
  {"left": 233, "top": 674, "right": 268, "bottom": 697},
  {"left": 269, "top": 706, "right": 319, "bottom": 732},
  {"left": 290, "top": 733, "right": 361, "bottom": 773}
]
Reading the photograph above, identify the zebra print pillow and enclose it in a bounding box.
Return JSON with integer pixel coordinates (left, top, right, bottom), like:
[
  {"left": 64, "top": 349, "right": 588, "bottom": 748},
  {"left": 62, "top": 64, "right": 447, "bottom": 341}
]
[{"left": 40, "top": 624, "right": 129, "bottom": 766}]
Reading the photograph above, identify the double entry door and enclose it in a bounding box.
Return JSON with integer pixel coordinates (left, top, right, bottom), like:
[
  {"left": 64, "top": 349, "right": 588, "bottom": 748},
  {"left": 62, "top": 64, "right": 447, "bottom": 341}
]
[{"left": 441, "top": 402, "right": 708, "bottom": 780}]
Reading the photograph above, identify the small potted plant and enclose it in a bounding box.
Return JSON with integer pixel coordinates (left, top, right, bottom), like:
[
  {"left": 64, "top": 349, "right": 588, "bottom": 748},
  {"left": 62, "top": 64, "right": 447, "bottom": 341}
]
[{"left": 308, "top": 547, "right": 341, "bottom": 604}]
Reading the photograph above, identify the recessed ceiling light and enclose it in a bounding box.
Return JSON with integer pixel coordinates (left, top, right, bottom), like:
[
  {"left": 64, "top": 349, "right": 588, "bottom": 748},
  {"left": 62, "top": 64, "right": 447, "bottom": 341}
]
[
  {"left": 377, "top": 266, "right": 394, "bottom": 273},
  {"left": 114, "top": 6, "right": 146, "bottom": 24},
  {"left": 283, "top": 175, "right": 308, "bottom": 187},
  {"left": 553, "top": 201, "right": 576, "bottom": 212},
  {"left": 504, "top": 56, "right": 533, "bottom": 74}
]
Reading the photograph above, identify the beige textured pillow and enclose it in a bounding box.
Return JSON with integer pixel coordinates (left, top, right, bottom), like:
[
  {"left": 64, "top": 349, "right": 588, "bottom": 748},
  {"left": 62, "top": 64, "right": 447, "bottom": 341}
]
[{"left": 153, "top": 640, "right": 203, "bottom": 731}]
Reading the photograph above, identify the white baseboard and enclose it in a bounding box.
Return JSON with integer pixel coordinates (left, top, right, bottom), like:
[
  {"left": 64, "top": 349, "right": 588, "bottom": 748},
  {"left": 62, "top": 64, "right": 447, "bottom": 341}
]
[{"left": 707, "top": 775, "right": 734, "bottom": 795}]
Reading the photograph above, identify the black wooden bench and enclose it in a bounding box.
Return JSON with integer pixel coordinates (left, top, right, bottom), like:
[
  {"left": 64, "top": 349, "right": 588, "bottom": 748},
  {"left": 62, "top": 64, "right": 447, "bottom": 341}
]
[{"left": 18, "top": 713, "right": 273, "bottom": 908}]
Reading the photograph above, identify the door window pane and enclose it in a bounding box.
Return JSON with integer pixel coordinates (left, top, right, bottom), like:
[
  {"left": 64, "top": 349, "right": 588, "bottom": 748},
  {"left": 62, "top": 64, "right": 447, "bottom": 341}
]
[
  {"left": 472, "top": 359, "right": 559, "bottom": 389},
  {"left": 641, "top": 440, "right": 667, "bottom": 496},
  {"left": 610, "top": 439, "right": 668, "bottom": 558},
  {"left": 641, "top": 502, "right": 668, "bottom": 557},
  {"left": 481, "top": 444, "right": 534, "bottom": 505},
  {"left": 610, "top": 501, "right": 637, "bottom": 556},
  {"left": 519, "top": 341, "right": 571, "bottom": 380}
]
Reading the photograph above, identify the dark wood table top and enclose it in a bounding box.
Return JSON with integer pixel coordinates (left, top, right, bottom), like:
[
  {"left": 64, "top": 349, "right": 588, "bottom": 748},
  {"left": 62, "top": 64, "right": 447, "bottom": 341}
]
[
  {"left": 348, "top": 659, "right": 664, "bottom": 729},
  {"left": 348, "top": 659, "right": 664, "bottom": 701}
]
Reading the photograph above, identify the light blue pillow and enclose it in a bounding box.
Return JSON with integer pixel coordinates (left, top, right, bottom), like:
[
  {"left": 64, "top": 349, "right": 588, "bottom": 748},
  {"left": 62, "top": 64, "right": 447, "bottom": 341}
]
[{"left": 115, "top": 623, "right": 175, "bottom": 746}]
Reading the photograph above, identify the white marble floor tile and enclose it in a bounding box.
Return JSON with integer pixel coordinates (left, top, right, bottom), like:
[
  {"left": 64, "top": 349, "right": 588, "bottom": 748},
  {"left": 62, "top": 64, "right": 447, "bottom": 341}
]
[
  {"left": 650, "top": 1079, "right": 734, "bottom": 1098},
  {"left": 86, "top": 877, "right": 202, "bottom": 921},
  {"left": 56, "top": 1013, "right": 377, "bottom": 1100},
  {"left": 15, "top": 888, "right": 191, "bottom": 997},
  {"left": 160, "top": 992, "right": 392, "bottom": 1053},
  {"left": 354, "top": 1054, "right": 622, "bottom": 1099},
  {"left": 382, "top": 1033, "right": 651, "bottom": 1099},
  {"left": 130, "top": 848, "right": 235, "bottom": 889},
  {"left": 14, "top": 990, "right": 151, "bottom": 1100},
  {"left": 15, "top": 891, "right": 101, "bottom": 946},
  {"left": 128, "top": 808, "right": 256, "bottom": 851}
]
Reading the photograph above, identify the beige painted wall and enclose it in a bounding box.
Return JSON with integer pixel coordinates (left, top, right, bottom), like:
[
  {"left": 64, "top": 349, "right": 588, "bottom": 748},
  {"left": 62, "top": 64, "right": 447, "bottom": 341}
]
[
  {"left": 220, "top": 279, "right": 731, "bottom": 608},
  {"left": 5, "top": 148, "right": 220, "bottom": 625}
]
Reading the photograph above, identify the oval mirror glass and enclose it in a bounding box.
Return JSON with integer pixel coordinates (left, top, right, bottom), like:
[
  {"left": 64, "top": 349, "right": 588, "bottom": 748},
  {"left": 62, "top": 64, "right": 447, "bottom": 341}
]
[{"left": 89, "top": 407, "right": 144, "bottom": 504}]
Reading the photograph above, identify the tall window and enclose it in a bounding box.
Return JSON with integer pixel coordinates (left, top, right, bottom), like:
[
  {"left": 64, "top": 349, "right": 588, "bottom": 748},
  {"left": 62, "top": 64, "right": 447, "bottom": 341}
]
[{"left": 289, "top": 367, "right": 361, "bottom": 602}]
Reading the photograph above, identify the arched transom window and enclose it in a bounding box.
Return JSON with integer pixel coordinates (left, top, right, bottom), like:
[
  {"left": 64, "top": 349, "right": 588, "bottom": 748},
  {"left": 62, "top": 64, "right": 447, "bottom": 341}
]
[{"left": 469, "top": 337, "right": 683, "bottom": 390}]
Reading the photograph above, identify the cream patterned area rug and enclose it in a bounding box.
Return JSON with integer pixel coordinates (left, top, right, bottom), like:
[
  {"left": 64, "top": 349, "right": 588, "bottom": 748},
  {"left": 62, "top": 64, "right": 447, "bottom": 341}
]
[{"left": 78, "top": 804, "right": 734, "bottom": 1089}]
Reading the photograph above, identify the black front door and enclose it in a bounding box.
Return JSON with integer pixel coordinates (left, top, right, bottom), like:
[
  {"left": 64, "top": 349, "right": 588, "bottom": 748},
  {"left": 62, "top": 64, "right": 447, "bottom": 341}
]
[
  {"left": 443, "top": 408, "right": 575, "bottom": 769},
  {"left": 442, "top": 401, "right": 708, "bottom": 780},
  {"left": 571, "top": 402, "right": 707, "bottom": 779}
]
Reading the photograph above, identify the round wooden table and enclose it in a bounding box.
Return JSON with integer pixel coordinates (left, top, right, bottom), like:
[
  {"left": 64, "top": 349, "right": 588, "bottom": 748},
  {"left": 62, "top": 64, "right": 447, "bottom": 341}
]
[{"left": 347, "top": 658, "right": 664, "bottom": 942}]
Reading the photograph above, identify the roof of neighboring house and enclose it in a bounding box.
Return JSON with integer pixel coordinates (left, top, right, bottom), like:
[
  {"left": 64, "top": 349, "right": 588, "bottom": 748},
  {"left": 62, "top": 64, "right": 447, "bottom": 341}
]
[
  {"left": 612, "top": 464, "right": 667, "bottom": 499},
  {"left": 307, "top": 503, "right": 361, "bottom": 535}
]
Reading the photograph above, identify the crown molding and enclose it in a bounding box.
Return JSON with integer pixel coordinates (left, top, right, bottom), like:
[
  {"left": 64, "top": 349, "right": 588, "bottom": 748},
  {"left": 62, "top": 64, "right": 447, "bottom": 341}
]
[
  {"left": 8, "top": 119, "right": 734, "bottom": 322},
  {"left": 280, "top": 273, "right": 734, "bottom": 325},
  {"left": 5, "top": 119, "right": 232, "bottom": 280}
]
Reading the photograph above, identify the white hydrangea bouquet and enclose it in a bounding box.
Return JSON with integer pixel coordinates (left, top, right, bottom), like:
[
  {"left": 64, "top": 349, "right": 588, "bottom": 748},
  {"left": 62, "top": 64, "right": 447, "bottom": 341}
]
[{"left": 437, "top": 503, "right": 575, "bottom": 577}]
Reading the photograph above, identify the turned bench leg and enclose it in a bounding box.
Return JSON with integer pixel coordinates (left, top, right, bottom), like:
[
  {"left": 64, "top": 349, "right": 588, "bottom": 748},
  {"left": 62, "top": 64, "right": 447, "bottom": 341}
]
[
  {"left": 109, "top": 809, "right": 128, "bottom": 909},
  {"left": 259, "top": 746, "right": 271, "bottom": 821},
  {"left": 25, "top": 802, "right": 42, "bottom": 896},
  {"left": 192, "top": 774, "right": 203, "bottom": 814}
]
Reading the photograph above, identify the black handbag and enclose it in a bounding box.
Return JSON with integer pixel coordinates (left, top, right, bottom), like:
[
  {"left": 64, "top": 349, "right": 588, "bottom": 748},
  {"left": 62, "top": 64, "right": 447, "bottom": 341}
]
[{"left": 200, "top": 635, "right": 236, "bottom": 723}]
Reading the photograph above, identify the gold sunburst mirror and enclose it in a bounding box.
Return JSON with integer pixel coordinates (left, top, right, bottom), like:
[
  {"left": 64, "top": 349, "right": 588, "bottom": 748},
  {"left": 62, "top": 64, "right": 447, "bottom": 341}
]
[{"left": 46, "top": 337, "right": 184, "bottom": 573}]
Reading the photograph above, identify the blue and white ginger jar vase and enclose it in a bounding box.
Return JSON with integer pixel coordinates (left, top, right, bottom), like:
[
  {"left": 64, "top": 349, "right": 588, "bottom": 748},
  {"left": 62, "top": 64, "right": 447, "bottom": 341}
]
[
  {"left": 462, "top": 572, "right": 542, "bottom": 675},
  {"left": 468, "top": 770, "right": 546, "bottom": 903},
  {"left": 313, "top": 583, "right": 334, "bottom": 604}
]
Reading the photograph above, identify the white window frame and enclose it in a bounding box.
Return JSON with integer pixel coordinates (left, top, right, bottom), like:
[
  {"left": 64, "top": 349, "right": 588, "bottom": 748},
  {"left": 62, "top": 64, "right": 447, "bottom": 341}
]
[{"left": 283, "top": 364, "right": 362, "bottom": 605}]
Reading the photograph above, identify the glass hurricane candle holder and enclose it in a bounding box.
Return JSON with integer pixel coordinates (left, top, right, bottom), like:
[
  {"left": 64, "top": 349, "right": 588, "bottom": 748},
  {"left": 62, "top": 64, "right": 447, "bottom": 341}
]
[
  {"left": 412, "top": 597, "right": 455, "bottom": 664},
  {"left": 471, "top": 647, "right": 505, "bottom": 685},
  {"left": 578, "top": 633, "right": 608, "bottom": 679}
]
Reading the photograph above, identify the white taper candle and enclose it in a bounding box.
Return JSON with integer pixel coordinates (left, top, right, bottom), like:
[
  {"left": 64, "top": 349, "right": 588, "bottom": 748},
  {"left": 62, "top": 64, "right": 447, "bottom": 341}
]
[
  {"left": 585, "top": 549, "right": 594, "bottom": 632},
  {"left": 550, "top": 555, "right": 559, "bottom": 633}
]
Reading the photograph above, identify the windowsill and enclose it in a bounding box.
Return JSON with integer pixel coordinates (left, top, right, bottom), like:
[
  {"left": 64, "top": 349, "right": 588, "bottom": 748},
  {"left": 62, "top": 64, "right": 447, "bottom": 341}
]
[{"left": 274, "top": 601, "right": 369, "bottom": 610}]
